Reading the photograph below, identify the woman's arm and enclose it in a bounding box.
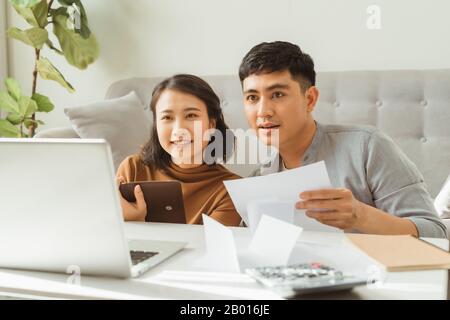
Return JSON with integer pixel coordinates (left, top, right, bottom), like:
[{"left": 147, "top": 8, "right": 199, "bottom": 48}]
[{"left": 209, "top": 193, "right": 242, "bottom": 227}]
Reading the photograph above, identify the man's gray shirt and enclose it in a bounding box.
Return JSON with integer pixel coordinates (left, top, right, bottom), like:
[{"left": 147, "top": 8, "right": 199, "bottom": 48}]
[{"left": 251, "top": 122, "right": 447, "bottom": 238}]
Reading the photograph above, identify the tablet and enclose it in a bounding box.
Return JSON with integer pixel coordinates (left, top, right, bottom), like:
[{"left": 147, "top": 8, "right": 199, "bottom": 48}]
[{"left": 119, "top": 181, "right": 186, "bottom": 223}]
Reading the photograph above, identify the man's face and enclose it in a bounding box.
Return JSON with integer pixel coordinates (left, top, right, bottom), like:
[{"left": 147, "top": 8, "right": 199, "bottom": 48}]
[{"left": 242, "top": 70, "right": 317, "bottom": 148}]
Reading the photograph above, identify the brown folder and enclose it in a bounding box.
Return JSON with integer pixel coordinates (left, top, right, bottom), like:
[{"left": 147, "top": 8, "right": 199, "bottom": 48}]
[{"left": 346, "top": 234, "right": 450, "bottom": 272}]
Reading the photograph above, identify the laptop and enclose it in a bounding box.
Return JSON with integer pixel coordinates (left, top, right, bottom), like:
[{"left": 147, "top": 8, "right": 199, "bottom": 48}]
[{"left": 0, "top": 138, "right": 187, "bottom": 278}]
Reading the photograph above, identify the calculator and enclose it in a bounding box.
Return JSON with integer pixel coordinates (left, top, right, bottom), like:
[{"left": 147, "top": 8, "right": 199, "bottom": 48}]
[{"left": 246, "top": 262, "right": 366, "bottom": 297}]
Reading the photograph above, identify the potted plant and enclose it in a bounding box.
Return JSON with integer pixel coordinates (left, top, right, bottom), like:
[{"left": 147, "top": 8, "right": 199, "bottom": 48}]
[{"left": 0, "top": 0, "right": 98, "bottom": 138}]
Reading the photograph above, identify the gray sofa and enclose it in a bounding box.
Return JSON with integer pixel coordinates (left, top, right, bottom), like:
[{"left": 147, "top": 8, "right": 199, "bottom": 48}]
[{"left": 36, "top": 70, "right": 450, "bottom": 236}]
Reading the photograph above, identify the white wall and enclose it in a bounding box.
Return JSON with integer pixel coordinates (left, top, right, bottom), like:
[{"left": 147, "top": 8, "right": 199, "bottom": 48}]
[{"left": 6, "top": 0, "right": 450, "bottom": 130}]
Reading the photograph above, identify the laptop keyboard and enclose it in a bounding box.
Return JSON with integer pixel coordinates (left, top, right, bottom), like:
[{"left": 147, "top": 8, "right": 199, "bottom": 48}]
[{"left": 130, "top": 250, "right": 159, "bottom": 265}]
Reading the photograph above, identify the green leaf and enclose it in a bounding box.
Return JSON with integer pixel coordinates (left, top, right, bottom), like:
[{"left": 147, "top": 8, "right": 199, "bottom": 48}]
[
  {"left": 12, "top": 0, "right": 48, "bottom": 28},
  {"left": 57, "top": 0, "right": 90, "bottom": 39},
  {"left": 53, "top": 14, "right": 98, "bottom": 70},
  {"left": 49, "top": 7, "right": 68, "bottom": 18},
  {"left": 5, "top": 78, "right": 22, "bottom": 101},
  {"left": 24, "top": 117, "right": 43, "bottom": 128},
  {"left": 24, "top": 118, "right": 38, "bottom": 129},
  {"left": 45, "top": 39, "right": 63, "bottom": 55},
  {"left": 36, "top": 57, "right": 75, "bottom": 92},
  {"left": 7, "top": 27, "right": 48, "bottom": 49},
  {"left": 18, "top": 96, "right": 38, "bottom": 118},
  {"left": 0, "top": 119, "right": 21, "bottom": 138},
  {"left": 9, "top": 0, "right": 41, "bottom": 8},
  {"left": 6, "top": 113, "right": 23, "bottom": 125},
  {"left": 0, "top": 91, "right": 20, "bottom": 114},
  {"left": 49, "top": 7, "right": 68, "bottom": 17},
  {"left": 57, "top": 0, "right": 76, "bottom": 5},
  {"left": 32, "top": 93, "right": 54, "bottom": 112}
]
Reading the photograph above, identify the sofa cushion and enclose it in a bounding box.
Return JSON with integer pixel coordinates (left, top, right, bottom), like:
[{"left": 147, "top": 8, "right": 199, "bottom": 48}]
[
  {"left": 64, "top": 91, "right": 151, "bottom": 170},
  {"left": 34, "top": 126, "right": 80, "bottom": 139}
]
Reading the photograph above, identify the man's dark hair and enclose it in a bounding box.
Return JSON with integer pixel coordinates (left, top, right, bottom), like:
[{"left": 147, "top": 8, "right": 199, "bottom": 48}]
[
  {"left": 140, "top": 74, "right": 234, "bottom": 170},
  {"left": 239, "top": 41, "right": 316, "bottom": 92}
]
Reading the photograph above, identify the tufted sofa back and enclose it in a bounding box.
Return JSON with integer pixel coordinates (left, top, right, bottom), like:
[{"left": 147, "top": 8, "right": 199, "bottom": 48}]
[{"left": 105, "top": 70, "right": 450, "bottom": 197}]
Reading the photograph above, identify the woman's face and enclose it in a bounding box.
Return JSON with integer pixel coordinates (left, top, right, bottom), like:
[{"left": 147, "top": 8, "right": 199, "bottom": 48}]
[{"left": 155, "top": 89, "right": 215, "bottom": 168}]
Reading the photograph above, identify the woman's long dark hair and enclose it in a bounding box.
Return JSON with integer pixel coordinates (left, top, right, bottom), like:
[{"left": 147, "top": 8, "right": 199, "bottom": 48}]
[{"left": 140, "top": 74, "right": 234, "bottom": 170}]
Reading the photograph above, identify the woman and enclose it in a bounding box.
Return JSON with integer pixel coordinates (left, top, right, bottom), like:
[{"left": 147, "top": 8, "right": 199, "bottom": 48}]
[{"left": 116, "top": 74, "right": 241, "bottom": 226}]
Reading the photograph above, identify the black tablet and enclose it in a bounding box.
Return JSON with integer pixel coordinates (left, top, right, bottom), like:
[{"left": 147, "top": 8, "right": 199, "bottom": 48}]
[{"left": 119, "top": 181, "right": 186, "bottom": 223}]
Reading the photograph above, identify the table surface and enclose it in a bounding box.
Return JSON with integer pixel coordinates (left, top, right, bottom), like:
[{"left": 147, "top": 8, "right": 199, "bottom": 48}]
[{"left": 0, "top": 222, "right": 448, "bottom": 300}]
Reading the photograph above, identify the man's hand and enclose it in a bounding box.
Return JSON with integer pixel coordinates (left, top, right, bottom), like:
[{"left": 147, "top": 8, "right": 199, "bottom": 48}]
[
  {"left": 295, "top": 188, "right": 365, "bottom": 230},
  {"left": 116, "top": 176, "right": 147, "bottom": 222}
]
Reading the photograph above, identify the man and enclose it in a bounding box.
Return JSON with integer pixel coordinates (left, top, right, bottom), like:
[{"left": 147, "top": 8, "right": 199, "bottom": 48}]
[{"left": 239, "top": 41, "right": 446, "bottom": 238}]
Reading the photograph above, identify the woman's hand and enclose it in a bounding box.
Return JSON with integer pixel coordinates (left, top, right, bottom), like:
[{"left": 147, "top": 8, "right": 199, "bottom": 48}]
[{"left": 116, "top": 176, "right": 147, "bottom": 221}]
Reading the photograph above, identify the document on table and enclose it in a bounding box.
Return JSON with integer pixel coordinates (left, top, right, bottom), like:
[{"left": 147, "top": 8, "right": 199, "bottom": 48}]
[
  {"left": 195, "top": 214, "right": 303, "bottom": 273},
  {"left": 195, "top": 215, "right": 374, "bottom": 279},
  {"left": 224, "top": 161, "right": 341, "bottom": 233}
]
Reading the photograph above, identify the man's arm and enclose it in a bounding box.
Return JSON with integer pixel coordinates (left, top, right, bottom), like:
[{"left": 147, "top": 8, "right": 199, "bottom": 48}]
[
  {"left": 364, "top": 130, "right": 446, "bottom": 238},
  {"left": 296, "top": 130, "right": 447, "bottom": 238},
  {"left": 296, "top": 188, "right": 419, "bottom": 236}
]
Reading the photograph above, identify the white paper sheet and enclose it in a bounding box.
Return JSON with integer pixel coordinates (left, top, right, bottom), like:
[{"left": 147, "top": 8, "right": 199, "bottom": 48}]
[
  {"left": 294, "top": 209, "right": 343, "bottom": 233},
  {"left": 201, "top": 213, "right": 241, "bottom": 272},
  {"left": 246, "top": 215, "right": 303, "bottom": 267},
  {"left": 224, "top": 161, "right": 333, "bottom": 226},
  {"left": 247, "top": 200, "right": 294, "bottom": 234},
  {"left": 247, "top": 198, "right": 342, "bottom": 234},
  {"left": 196, "top": 215, "right": 302, "bottom": 272}
]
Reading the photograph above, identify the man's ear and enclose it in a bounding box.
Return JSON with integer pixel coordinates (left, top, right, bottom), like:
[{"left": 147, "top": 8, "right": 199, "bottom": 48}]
[{"left": 305, "top": 86, "right": 319, "bottom": 113}]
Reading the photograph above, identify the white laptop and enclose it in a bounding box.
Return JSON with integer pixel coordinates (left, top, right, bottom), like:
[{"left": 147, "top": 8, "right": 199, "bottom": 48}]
[{"left": 0, "top": 138, "right": 187, "bottom": 278}]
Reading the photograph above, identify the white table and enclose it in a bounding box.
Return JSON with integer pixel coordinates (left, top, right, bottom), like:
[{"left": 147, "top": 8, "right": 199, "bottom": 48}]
[{"left": 0, "top": 222, "right": 448, "bottom": 300}]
